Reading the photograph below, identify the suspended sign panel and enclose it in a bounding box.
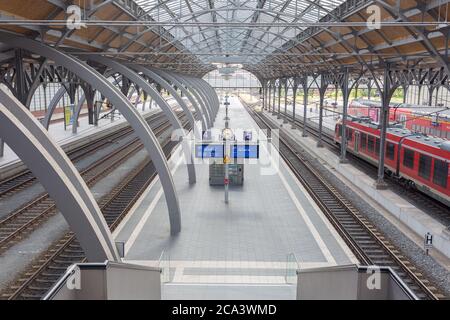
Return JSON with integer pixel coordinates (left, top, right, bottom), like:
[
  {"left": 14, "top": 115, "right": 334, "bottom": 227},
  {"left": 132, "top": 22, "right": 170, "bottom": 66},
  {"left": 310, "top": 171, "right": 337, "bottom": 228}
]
[
  {"left": 231, "top": 144, "right": 259, "bottom": 159},
  {"left": 195, "top": 144, "right": 224, "bottom": 159}
]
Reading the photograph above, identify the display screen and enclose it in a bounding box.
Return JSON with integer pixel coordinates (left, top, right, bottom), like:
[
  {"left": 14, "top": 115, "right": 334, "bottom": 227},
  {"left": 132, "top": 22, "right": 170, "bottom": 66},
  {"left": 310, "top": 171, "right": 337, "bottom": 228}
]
[
  {"left": 195, "top": 144, "right": 224, "bottom": 159},
  {"left": 231, "top": 144, "right": 259, "bottom": 159}
]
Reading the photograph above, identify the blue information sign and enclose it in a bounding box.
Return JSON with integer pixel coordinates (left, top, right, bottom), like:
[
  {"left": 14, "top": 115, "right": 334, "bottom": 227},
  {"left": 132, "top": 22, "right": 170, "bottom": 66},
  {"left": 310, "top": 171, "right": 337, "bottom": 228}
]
[
  {"left": 195, "top": 144, "right": 224, "bottom": 159},
  {"left": 231, "top": 144, "right": 259, "bottom": 159}
]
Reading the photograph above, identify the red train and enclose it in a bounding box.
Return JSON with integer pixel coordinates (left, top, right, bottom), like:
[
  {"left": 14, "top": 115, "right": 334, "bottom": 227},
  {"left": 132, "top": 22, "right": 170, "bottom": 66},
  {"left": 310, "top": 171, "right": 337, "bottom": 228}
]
[
  {"left": 334, "top": 118, "right": 450, "bottom": 207},
  {"left": 349, "top": 99, "right": 450, "bottom": 139}
]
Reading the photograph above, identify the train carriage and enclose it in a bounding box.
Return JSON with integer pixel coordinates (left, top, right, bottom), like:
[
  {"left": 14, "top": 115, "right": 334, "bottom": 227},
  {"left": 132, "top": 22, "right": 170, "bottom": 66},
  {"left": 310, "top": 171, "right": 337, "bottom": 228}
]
[
  {"left": 348, "top": 99, "right": 450, "bottom": 139},
  {"left": 335, "top": 119, "right": 450, "bottom": 207}
]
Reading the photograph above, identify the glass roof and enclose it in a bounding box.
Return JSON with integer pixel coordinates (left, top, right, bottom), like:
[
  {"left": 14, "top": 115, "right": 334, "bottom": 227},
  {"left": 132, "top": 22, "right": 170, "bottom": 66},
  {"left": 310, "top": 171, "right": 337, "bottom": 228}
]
[{"left": 134, "top": 0, "right": 346, "bottom": 65}]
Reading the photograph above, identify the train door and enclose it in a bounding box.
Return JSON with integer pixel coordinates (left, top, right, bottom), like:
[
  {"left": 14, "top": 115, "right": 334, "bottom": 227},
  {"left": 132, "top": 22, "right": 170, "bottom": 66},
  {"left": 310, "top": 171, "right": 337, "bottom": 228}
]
[{"left": 354, "top": 131, "right": 360, "bottom": 153}]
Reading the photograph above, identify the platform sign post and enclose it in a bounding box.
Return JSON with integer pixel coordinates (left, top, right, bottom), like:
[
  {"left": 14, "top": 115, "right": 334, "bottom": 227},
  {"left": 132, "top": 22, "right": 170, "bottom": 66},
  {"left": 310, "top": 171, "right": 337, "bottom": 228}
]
[{"left": 424, "top": 232, "right": 433, "bottom": 255}]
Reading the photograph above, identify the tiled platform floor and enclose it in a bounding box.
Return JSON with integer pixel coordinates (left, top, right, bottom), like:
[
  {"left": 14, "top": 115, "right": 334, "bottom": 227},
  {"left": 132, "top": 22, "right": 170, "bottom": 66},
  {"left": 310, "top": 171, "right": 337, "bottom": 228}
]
[{"left": 116, "top": 96, "right": 358, "bottom": 299}]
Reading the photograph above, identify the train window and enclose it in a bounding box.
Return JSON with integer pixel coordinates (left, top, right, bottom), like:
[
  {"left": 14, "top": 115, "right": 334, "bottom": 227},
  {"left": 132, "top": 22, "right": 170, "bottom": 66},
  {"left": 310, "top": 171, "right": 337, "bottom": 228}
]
[
  {"left": 418, "top": 154, "right": 432, "bottom": 180},
  {"left": 367, "top": 136, "right": 375, "bottom": 153},
  {"left": 336, "top": 124, "right": 342, "bottom": 137},
  {"left": 375, "top": 138, "right": 380, "bottom": 156},
  {"left": 403, "top": 148, "right": 415, "bottom": 169},
  {"left": 433, "top": 159, "right": 448, "bottom": 188},
  {"left": 346, "top": 128, "right": 353, "bottom": 140},
  {"left": 386, "top": 142, "right": 395, "bottom": 160},
  {"left": 360, "top": 133, "right": 367, "bottom": 150}
]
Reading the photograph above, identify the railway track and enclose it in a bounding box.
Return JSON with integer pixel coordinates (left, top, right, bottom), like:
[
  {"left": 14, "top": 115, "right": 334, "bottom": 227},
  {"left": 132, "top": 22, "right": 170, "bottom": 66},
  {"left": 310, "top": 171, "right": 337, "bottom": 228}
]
[
  {"left": 0, "top": 114, "right": 183, "bottom": 254},
  {"left": 1, "top": 119, "right": 189, "bottom": 300},
  {"left": 258, "top": 103, "right": 450, "bottom": 226},
  {"left": 245, "top": 104, "right": 445, "bottom": 300},
  {"left": 0, "top": 112, "right": 166, "bottom": 199}
]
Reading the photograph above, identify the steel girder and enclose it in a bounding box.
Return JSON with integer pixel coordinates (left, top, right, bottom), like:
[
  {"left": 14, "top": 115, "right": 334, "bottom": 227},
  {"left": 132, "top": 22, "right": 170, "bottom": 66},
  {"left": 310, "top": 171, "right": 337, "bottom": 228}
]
[
  {"left": 0, "top": 87, "right": 119, "bottom": 262},
  {"left": 85, "top": 55, "right": 196, "bottom": 185},
  {"left": 0, "top": 32, "right": 182, "bottom": 237}
]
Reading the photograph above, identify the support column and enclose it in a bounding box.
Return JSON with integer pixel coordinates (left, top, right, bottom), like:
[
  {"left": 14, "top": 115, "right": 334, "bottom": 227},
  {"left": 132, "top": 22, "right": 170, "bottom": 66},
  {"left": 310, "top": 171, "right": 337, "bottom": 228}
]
[
  {"left": 283, "top": 79, "right": 289, "bottom": 124},
  {"left": 277, "top": 81, "right": 282, "bottom": 118},
  {"left": 428, "top": 85, "right": 435, "bottom": 106},
  {"left": 14, "top": 49, "right": 27, "bottom": 106},
  {"left": 317, "top": 76, "right": 328, "bottom": 148},
  {"left": 272, "top": 83, "right": 277, "bottom": 115},
  {"left": 417, "top": 84, "right": 422, "bottom": 104},
  {"left": 340, "top": 69, "right": 350, "bottom": 163},
  {"left": 402, "top": 85, "right": 408, "bottom": 104},
  {"left": 292, "top": 84, "right": 298, "bottom": 129},
  {"left": 375, "top": 65, "right": 395, "bottom": 189},
  {"left": 302, "top": 81, "right": 309, "bottom": 137}
]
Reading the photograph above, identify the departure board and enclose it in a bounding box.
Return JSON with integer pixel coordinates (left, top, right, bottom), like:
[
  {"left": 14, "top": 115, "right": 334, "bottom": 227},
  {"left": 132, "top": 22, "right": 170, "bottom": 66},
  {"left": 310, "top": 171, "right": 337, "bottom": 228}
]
[
  {"left": 195, "top": 144, "right": 224, "bottom": 159},
  {"left": 230, "top": 144, "right": 259, "bottom": 159}
]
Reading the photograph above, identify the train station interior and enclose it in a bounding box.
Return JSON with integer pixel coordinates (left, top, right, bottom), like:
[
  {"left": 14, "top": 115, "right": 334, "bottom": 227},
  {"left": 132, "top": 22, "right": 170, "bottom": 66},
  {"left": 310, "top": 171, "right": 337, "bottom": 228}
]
[{"left": 0, "top": 0, "right": 449, "bottom": 303}]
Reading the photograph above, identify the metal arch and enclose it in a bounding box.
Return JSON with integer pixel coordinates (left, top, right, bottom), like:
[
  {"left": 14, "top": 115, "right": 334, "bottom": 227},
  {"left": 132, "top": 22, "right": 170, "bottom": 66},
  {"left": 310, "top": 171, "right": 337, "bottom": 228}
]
[
  {"left": 42, "top": 85, "right": 66, "bottom": 130},
  {"left": 199, "top": 78, "right": 220, "bottom": 116},
  {"left": 151, "top": 68, "right": 209, "bottom": 131},
  {"left": 0, "top": 87, "right": 119, "bottom": 262},
  {"left": 199, "top": 78, "right": 220, "bottom": 118},
  {"left": 167, "top": 72, "right": 213, "bottom": 128},
  {"left": 0, "top": 32, "right": 182, "bottom": 235},
  {"left": 187, "top": 76, "right": 218, "bottom": 120},
  {"left": 85, "top": 55, "right": 196, "bottom": 185},
  {"left": 128, "top": 64, "right": 201, "bottom": 139},
  {"left": 185, "top": 76, "right": 216, "bottom": 122}
]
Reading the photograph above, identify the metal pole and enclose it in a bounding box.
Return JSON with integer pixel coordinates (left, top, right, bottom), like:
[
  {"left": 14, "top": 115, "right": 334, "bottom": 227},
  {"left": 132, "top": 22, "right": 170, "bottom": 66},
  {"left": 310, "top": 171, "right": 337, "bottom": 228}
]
[
  {"left": 292, "top": 85, "right": 297, "bottom": 129},
  {"left": 375, "top": 65, "right": 391, "bottom": 189},
  {"left": 267, "top": 84, "right": 271, "bottom": 112},
  {"left": 403, "top": 85, "right": 408, "bottom": 104},
  {"left": 224, "top": 139, "right": 229, "bottom": 204},
  {"left": 317, "top": 80, "right": 327, "bottom": 148},
  {"left": 340, "top": 69, "right": 350, "bottom": 163},
  {"left": 428, "top": 86, "right": 434, "bottom": 106},
  {"left": 272, "top": 83, "right": 277, "bottom": 115},
  {"left": 302, "top": 81, "right": 309, "bottom": 137},
  {"left": 277, "top": 81, "right": 282, "bottom": 118},
  {"left": 284, "top": 79, "right": 289, "bottom": 123}
]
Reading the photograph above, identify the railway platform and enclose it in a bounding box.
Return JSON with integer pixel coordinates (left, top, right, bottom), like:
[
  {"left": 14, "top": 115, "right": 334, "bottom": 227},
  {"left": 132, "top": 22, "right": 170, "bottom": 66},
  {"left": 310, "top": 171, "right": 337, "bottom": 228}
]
[
  {"left": 262, "top": 109, "right": 450, "bottom": 266},
  {"left": 113, "top": 97, "right": 359, "bottom": 299}
]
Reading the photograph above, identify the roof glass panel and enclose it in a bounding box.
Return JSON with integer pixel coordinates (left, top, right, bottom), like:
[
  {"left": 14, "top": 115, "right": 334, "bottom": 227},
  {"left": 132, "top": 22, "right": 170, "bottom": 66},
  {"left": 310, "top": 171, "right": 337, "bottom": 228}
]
[{"left": 134, "top": 0, "right": 346, "bottom": 65}]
